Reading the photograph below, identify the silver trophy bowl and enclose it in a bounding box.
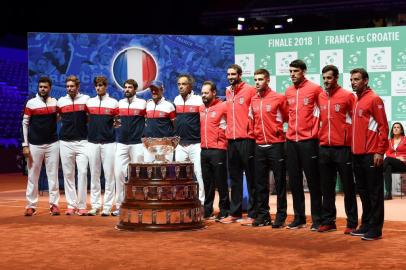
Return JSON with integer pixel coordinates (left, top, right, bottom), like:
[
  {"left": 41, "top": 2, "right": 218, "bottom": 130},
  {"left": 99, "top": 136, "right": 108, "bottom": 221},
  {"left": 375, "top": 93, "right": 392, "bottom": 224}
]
[{"left": 142, "top": 136, "right": 180, "bottom": 163}]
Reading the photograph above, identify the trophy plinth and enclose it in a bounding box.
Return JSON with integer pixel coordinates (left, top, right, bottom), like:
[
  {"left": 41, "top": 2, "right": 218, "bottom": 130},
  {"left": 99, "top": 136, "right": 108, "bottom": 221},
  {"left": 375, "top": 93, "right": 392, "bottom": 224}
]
[{"left": 116, "top": 136, "right": 204, "bottom": 231}]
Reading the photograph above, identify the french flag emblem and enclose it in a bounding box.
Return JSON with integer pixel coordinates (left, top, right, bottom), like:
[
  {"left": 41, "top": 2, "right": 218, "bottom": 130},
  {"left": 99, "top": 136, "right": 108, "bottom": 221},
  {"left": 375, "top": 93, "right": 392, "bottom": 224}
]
[{"left": 112, "top": 47, "right": 158, "bottom": 91}]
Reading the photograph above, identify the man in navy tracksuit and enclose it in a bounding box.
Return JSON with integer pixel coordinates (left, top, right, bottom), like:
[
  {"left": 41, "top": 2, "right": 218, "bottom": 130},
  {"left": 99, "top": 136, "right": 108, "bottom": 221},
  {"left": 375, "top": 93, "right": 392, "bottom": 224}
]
[
  {"left": 57, "top": 75, "right": 90, "bottom": 216},
  {"left": 143, "top": 80, "right": 176, "bottom": 162},
  {"left": 86, "top": 76, "right": 118, "bottom": 216},
  {"left": 22, "top": 76, "right": 60, "bottom": 216},
  {"left": 174, "top": 74, "right": 205, "bottom": 204},
  {"left": 114, "top": 79, "right": 146, "bottom": 216}
]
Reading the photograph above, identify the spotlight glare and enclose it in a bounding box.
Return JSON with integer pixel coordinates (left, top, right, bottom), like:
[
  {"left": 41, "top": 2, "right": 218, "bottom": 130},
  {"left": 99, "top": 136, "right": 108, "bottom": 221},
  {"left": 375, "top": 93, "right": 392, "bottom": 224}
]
[
  {"left": 238, "top": 17, "right": 245, "bottom": 22},
  {"left": 274, "top": 24, "right": 283, "bottom": 29},
  {"left": 287, "top": 17, "right": 293, "bottom": 23}
]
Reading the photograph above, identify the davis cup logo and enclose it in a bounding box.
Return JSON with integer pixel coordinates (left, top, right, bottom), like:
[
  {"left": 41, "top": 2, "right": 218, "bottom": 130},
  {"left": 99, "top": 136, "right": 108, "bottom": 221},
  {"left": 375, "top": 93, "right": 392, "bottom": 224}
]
[{"left": 112, "top": 47, "right": 158, "bottom": 91}]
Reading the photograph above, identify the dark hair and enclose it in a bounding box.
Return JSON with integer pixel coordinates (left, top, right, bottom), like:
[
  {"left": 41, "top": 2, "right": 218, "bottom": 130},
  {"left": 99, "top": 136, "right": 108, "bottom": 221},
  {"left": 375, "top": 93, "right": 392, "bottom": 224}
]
[
  {"left": 177, "top": 74, "right": 195, "bottom": 88},
  {"left": 254, "top": 68, "right": 270, "bottom": 78},
  {"left": 202, "top": 80, "right": 217, "bottom": 92},
  {"left": 390, "top": 122, "right": 405, "bottom": 138},
  {"left": 38, "top": 76, "right": 52, "bottom": 87},
  {"left": 289, "top": 59, "right": 307, "bottom": 71},
  {"left": 94, "top": 76, "right": 108, "bottom": 86},
  {"left": 350, "top": 68, "right": 369, "bottom": 80},
  {"left": 124, "top": 79, "right": 138, "bottom": 89},
  {"left": 66, "top": 75, "right": 80, "bottom": 87},
  {"left": 228, "top": 64, "right": 242, "bottom": 75},
  {"left": 322, "top": 65, "right": 339, "bottom": 77}
]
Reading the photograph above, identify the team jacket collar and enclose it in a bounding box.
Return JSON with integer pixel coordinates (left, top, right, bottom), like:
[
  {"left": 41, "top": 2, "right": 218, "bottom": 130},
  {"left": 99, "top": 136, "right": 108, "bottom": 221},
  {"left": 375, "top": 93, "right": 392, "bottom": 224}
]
[
  {"left": 257, "top": 87, "right": 273, "bottom": 98},
  {"left": 35, "top": 93, "right": 52, "bottom": 103},
  {"left": 357, "top": 87, "right": 372, "bottom": 100},
  {"left": 180, "top": 91, "right": 195, "bottom": 102},
  {"left": 295, "top": 79, "right": 308, "bottom": 89},
  {"left": 152, "top": 96, "right": 166, "bottom": 105},
  {"left": 326, "top": 85, "right": 340, "bottom": 97},
  {"left": 231, "top": 82, "right": 247, "bottom": 94},
  {"left": 206, "top": 98, "right": 221, "bottom": 108},
  {"left": 65, "top": 92, "right": 84, "bottom": 101},
  {"left": 96, "top": 93, "right": 109, "bottom": 101}
]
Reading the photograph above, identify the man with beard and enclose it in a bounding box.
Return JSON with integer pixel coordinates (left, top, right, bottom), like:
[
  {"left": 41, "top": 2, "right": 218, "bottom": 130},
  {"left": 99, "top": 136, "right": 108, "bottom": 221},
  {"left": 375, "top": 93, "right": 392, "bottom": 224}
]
[
  {"left": 199, "top": 81, "right": 230, "bottom": 220},
  {"left": 350, "top": 68, "right": 388, "bottom": 241},
  {"left": 174, "top": 74, "right": 205, "bottom": 204},
  {"left": 86, "top": 76, "right": 118, "bottom": 216},
  {"left": 249, "top": 69, "right": 288, "bottom": 227},
  {"left": 220, "top": 64, "right": 257, "bottom": 225},
  {"left": 317, "top": 65, "right": 358, "bottom": 234},
  {"left": 57, "top": 75, "right": 90, "bottom": 216},
  {"left": 23, "top": 76, "right": 60, "bottom": 216},
  {"left": 285, "top": 59, "right": 323, "bottom": 231},
  {"left": 113, "top": 79, "right": 146, "bottom": 216}
]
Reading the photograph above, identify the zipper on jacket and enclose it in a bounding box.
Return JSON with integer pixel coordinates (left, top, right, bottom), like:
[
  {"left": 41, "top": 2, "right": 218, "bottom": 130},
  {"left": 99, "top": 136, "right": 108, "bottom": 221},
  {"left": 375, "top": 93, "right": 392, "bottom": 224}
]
[
  {"left": 204, "top": 108, "right": 208, "bottom": 148},
  {"left": 328, "top": 95, "right": 331, "bottom": 145},
  {"left": 295, "top": 89, "right": 299, "bottom": 142},
  {"left": 260, "top": 98, "right": 268, "bottom": 144},
  {"left": 232, "top": 90, "right": 236, "bottom": 139},
  {"left": 352, "top": 102, "right": 358, "bottom": 152}
]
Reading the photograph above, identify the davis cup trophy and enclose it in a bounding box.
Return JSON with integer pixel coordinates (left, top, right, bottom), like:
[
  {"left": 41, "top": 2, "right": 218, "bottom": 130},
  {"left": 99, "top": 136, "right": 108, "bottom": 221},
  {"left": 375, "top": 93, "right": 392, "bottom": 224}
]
[{"left": 116, "top": 136, "right": 204, "bottom": 231}]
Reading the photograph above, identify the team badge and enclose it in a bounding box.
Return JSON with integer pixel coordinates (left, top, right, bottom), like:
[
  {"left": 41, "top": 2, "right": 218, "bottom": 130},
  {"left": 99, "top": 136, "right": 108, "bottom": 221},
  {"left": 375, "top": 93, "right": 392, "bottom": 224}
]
[
  {"left": 288, "top": 98, "right": 295, "bottom": 105},
  {"left": 358, "top": 109, "right": 363, "bottom": 117},
  {"left": 266, "top": 104, "right": 271, "bottom": 112},
  {"left": 335, "top": 104, "right": 340, "bottom": 112},
  {"left": 239, "top": 97, "right": 244, "bottom": 104},
  {"left": 321, "top": 105, "right": 327, "bottom": 110},
  {"left": 105, "top": 109, "right": 110, "bottom": 114},
  {"left": 190, "top": 107, "right": 196, "bottom": 112},
  {"left": 210, "top": 111, "right": 217, "bottom": 118},
  {"left": 159, "top": 112, "right": 164, "bottom": 117},
  {"left": 303, "top": 97, "right": 309, "bottom": 105},
  {"left": 134, "top": 109, "right": 139, "bottom": 115}
]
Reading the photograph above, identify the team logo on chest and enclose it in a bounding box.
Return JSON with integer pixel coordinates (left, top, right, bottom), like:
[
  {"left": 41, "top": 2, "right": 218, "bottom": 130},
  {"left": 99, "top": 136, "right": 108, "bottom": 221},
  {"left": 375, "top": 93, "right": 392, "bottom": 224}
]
[
  {"left": 321, "top": 105, "right": 327, "bottom": 110},
  {"left": 239, "top": 97, "right": 244, "bottom": 105},
  {"left": 303, "top": 97, "right": 309, "bottom": 105},
  {"left": 189, "top": 107, "right": 196, "bottom": 112},
  {"left": 358, "top": 109, "right": 363, "bottom": 117},
  {"left": 334, "top": 104, "right": 340, "bottom": 112},
  {"left": 105, "top": 108, "right": 110, "bottom": 114},
  {"left": 265, "top": 104, "right": 271, "bottom": 112},
  {"left": 210, "top": 111, "right": 217, "bottom": 118},
  {"left": 78, "top": 105, "right": 84, "bottom": 111},
  {"left": 288, "top": 98, "right": 295, "bottom": 105},
  {"left": 159, "top": 112, "right": 164, "bottom": 117}
]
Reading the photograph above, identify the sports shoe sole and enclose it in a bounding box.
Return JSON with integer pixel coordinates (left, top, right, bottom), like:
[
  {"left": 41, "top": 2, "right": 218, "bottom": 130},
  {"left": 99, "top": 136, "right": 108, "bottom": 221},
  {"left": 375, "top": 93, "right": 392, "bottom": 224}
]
[
  {"left": 361, "top": 236, "right": 382, "bottom": 241},
  {"left": 287, "top": 224, "right": 306, "bottom": 230}
]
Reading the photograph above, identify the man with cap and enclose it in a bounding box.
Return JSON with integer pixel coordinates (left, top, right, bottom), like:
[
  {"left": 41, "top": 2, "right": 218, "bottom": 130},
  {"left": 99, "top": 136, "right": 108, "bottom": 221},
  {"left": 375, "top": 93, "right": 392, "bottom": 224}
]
[{"left": 143, "top": 80, "right": 176, "bottom": 162}]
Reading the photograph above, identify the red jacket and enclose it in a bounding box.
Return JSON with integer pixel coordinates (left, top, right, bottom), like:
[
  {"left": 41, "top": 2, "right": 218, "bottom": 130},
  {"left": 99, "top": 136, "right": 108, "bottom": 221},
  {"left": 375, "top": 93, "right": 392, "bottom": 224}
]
[
  {"left": 352, "top": 88, "right": 389, "bottom": 155},
  {"left": 285, "top": 79, "right": 323, "bottom": 142},
  {"left": 385, "top": 136, "right": 406, "bottom": 159},
  {"left": 318, "top": 86, "right": 354, "bottom": 146},
  {"left": 225, "top": 82, "right": 256, "bottom": 140},
  {"left": 249, "top": 88, "right": 287, "bottom": 145},
  {"left": 199, "top": 99, "right": 227, "bottom": 150}
]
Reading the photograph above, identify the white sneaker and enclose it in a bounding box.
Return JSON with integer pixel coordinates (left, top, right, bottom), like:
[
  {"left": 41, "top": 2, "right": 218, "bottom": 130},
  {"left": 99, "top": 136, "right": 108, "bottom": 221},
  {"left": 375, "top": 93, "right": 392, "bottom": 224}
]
[
  {"left": 111, "top": 209, "right": 120, "bottom": 216},
  {"left": 88, "top": 208, "right": 100, "bottom": 216}
]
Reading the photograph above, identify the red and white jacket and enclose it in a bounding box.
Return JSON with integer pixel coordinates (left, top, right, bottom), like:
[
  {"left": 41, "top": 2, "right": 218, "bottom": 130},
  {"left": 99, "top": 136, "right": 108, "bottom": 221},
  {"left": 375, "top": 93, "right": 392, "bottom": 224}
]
[
  {"left": 352, "top": 88, "right": 389, "bottom": 155},
  {"left": 249, "top": 88, "right": 287, "bottom": 145},
  {"left": 318, "top": 86, "right": 354, "bottom": 147},
  {"left": 225, "top": 82, "right": 256, "bottom": 140},
  {"left": 285, "top": 79, "right": 323, "bottom": 142},
  {"left": 385, "top": 136, "right": 406, "bottom": 159},
  {"left": 199, "top": 99, "right": 227, "bottom": 150}
]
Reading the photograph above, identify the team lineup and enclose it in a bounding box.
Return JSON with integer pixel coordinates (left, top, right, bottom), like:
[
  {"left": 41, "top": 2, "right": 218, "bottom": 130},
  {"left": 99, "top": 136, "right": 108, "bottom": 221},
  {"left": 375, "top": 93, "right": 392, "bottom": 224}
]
[{"left": 22, "top": 58, "right": 406, "bottom": 241}]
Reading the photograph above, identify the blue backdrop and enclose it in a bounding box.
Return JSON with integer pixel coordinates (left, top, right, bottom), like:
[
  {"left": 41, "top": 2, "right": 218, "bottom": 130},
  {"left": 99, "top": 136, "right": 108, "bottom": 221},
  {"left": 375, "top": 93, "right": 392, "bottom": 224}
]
[{"left": 28, "top": 33, "right": 234, "bottom": 101}]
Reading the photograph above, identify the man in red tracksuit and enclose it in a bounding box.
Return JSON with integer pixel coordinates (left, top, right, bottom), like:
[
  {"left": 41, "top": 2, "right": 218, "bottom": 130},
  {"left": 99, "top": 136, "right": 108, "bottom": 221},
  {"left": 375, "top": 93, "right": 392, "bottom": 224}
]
[
  {"left": 285, "top": 59, "right": 323, "bottom": 230},
  {"left": 349, "top": 68, "right": 389, "bottom": 241},
  {"left": 249, "top": 69, "right": 288, "bottom": 227},
  {"left": 317, "top": 65, "right": 358, "bottom": 234},
  {"left": 200, "top": 81, "right": 230, "bottom": 221},
  {"left": 220, "top": 64, "right": 257, "bottom": 225}
]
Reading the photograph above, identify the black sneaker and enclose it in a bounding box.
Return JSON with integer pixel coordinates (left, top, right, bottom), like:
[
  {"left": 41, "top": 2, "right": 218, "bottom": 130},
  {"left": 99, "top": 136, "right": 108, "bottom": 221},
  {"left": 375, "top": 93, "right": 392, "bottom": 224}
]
[
  {"left": 252, "top": 218, "right": 272, "bottom": 227},
  {"left": 214, "top": 213, "right": 228, "bottom": 222},
  {"left": 361, "top": 231, "right": 382, "bottom": 241},
  {"left": 310, "top": 223, "right": 320, "bottom": 231},
  {"left": 272, "top": 221, "right": 286, "bottom": 229},
  {"left": 287, "top": 220, "right": 306, "bottom": 229},
  {"left": 350, "top": 227, "right": 369, "bottom": 236}
]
